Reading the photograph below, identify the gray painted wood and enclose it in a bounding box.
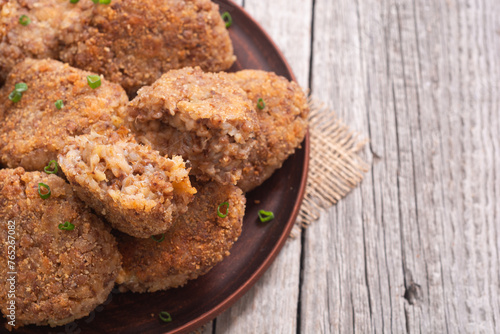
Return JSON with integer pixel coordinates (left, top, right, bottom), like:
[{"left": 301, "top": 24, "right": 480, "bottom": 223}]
[{"left": 210, "top": 0, "right": 499, "bottom": 333}]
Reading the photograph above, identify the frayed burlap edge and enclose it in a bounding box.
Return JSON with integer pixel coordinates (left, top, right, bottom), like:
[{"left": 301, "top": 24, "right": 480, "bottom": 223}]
[
  {"left": 297, "top": 99, "right": 369, "bottom": 228},
  {"left": 192, "top": 100, "right": 369, "bottom": 331}
]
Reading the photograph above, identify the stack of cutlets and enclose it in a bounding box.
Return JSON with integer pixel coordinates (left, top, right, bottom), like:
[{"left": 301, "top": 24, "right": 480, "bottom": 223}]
[{"left": 0, "top": 0, "right": 309, "bottom": 329}]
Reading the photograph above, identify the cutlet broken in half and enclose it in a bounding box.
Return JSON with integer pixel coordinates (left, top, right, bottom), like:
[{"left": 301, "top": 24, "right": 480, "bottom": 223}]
[
  {"left": 58, "top": 131, "right": 196, "bottom": 238},
  {"left": 127, "top": 67, "right": 259, "bottom": 186}
]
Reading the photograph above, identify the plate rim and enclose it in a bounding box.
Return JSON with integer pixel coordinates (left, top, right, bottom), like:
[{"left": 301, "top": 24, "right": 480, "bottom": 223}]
[
  {"left": 0, "top": 0, "right": 310, "bottom": 332},
  {"left": 170, "top": 0, "right": 310, "bottom": 332},
  {"left": 173, "top": 140, "right": 310, "bottom": 334}
]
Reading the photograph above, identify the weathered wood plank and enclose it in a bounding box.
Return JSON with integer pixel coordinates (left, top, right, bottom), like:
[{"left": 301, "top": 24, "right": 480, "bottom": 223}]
[
  {"left": 214, "top": 0, "right": 312, "bottom": 332},
  {"left": 445, "top": 1, "right": 500, "bottom": 331},
  {"left": 239, "top": 0, "right": 312, "bottom": 88},
  {"left": 215, "top": 237, "right": 302, "bottom": 333},
  {"left": 302, "top": 0, "right": 500, "bottom": 333},
  {"left": 301, "top": 0, "right": 389, "bottom": 332},
  {"left": 209, "top": 0, "right": 500, "bottom": 333},
  {"left": 405, "top": 1, "right": 463, "bottom": 331}
]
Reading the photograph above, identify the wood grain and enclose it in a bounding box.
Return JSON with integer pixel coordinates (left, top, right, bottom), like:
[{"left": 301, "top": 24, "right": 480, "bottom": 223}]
[
  {"left": 204, "top": 0, "right": 500, "bottom": 333},
  {"left": 214, "top": 0, "right": 312, "bottom": 333},
  {"left": 301, "top": 0, "right": 500, "bottom": 333},
  {"left": 210, "top": 0, "right": 500, "bottom": 333}
]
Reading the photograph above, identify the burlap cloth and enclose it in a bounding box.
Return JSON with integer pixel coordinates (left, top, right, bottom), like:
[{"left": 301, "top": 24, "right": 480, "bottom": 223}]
[
  {"left": 193, "top": 100, "right": 369, "bottom": 332},
  {"left": 296, "top": 99, "right": 369, "bottom": 230}
]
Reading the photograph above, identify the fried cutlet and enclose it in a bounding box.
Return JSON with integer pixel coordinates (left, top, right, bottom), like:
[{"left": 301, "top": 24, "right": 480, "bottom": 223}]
[
  {"left": 0, "top": 58, "right": 128, "bottom": 171},
  {"left": 1, "top": 0, "right": 236, "bottom": 94},
  {"left": 0, "top": 0, "right": 92, "bottom": 84},
  {"left": 116, "top": 181, "right": 244, "bottom": 292},
  {"left": 58, "top": 131, "right": 196, "bottom": 238},
  {"left": 127, "top": 67, "right": 309, "bottom": 191},
  {"left": 0, "top": 168, "right": 121, "bottom": 328},
  {"left": 228, "top": 70, "right": 309, "bottom": 192},
  {"left": 59, "top": 0, "right": 236, "bottom": 95},
  {"left": 127, "top": 67, "right": 259, "bottom": 185}
]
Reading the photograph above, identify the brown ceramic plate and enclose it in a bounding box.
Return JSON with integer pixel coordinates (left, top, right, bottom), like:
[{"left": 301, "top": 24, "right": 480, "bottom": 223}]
[{"left": 10, "top": 1, "right": 309, "bottom": 333}]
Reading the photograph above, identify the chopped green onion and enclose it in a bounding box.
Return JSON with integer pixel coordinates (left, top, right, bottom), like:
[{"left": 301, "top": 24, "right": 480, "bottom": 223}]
[
  {"left": 38, "top": 183, "right": 51, "bottom": 199},
  {"left": 55, "top": 99, "right": 64, "bottom": 109},
  {"left": 44, "top": 160, "right": 58, "bottom": 174},
  {"left": 221, "top": 12, "right": 232, "bottom": 28},
  {"left": 99, "top": 0, "right": 111, "bottom": 3},
  {"left": 91, "top": 0, "right": 98, "bottom": 3},
  {"left": 19, "top": 15, "right": 30, "bottom": 26},
  {"left": 257, "top": 98, "right": 265, "bottom": 110},
  {"left": 151, "top": 234, "right": 165, "bottom": 243},
  {"left": 159, "top": 311, "right": 172, "bottom": 323},
  {"left": 8, "top": 91, "right": 22, "bottom": 103},
  {"left": 217, "top": 202, "right": 229, "bottom": 218},
  {"left": 9, "top": 82, "right": 28, "bottom": 103},
  {"left": 58, "top": 221, "right": 75, "bottom": 231},
  {"left": 15, "top": 83, "right": 28, "bottom": 93},
  {"left": 258, "top": 210, "right": 274, "bottom": 222},
  {"left": 87, "top": 75, "right": 101, "bottom": 89},
  {"left": 70, "top": 0, "right": 79, "bottom": 3}
]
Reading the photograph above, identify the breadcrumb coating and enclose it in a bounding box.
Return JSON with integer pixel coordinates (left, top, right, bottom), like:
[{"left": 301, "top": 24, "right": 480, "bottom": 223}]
[
  {"left": 0, "top": 58, "right": 128, "bottom": 171},
  {"left": 0, "top": 0, "right": 92, "bottom": 84},
  {"left": 127, "top": 67, "right": 258, "bottom": 185},
  {"left": 228, "top": 70, "right": 310, "bottom": 192},
  {"left": 0, "top": 168, "right": 121, "bottom": 328},
  {"left": 0, "top": 0, "right": 236, "bottom": 94},
  {"left": 116, "top": 181, "right": 245, "bottom": 293},
  {"left": 59, "top": 0, "right": 235, "bottom": 95},
  {"left": 59, "top": 131, "right": 196, "bottom": 238},
  {"left": 127, "top": 68, "right": 309, "bottom": 191}
]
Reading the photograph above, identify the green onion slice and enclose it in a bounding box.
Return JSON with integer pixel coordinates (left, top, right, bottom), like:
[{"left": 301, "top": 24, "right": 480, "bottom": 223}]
[
  {"left": 258, "top": 210, "right": 274, "bottom": 222},
  {"left": 222, "top": 12, "right": 232, "bottom": 28},
  {"left": 87, "top": 75, "right": 101, "bottom": 89},
  {"left": 55, "top": 99, "right": 64, "bottom": 109},
  {"left": 8, "top": 83, "right": 28, "bottom": 103},
  {"left": 257, "top": 98, "right": 265, "bottom": 110},
  {"left": 19, "top": 15, "right": 30, "bottom": 26},
  {"left": 151, "top": 234, "right": 165, "bottom": 243},
  {"left": 38, "top": 183, "right": 51, "bottom": 199},
  {"left": 99, "top": 0, "right": 111, "bottom": 3},
  {"left": 8, "top": 91, "right": 22, "bottom": 103},
  {"left": 159, "top": 311, "right": 172, "bottom": 323},
  {"left": 217, "top": 201, "right": 229, "bottom": 218},
  {"left": 15, "top": 83, "right": 28, "bottom": 93},
  {"left": 70, "top": 0, "right": 79, "bottom": 3},
  {"left": 91, "top": 0, "right": 99, "bottom": 3},
  {"left": 44, "top": 160, "right": 58, "bottom": 174},
  {"left": 58, "top": 221, "right": 75, "bottom": 231}
]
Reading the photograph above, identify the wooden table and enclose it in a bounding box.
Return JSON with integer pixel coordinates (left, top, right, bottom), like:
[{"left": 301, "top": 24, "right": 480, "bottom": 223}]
[{"left": 203, "top": 0, "right": 500, "bottom": 332}]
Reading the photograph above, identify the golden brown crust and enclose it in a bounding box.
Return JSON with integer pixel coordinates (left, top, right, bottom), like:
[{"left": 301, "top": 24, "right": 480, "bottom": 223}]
[
  {"left": 58, "top": 0, "right": 235, "bottom": 94},
  {"left": 0, "top": 0, "right": 92, "bottom": 84},
  {"left": 116, "top": 181, "right": 245, "bottom": 293},
  {"left": 127, "top": 67, "right": 259, "bottom": 185},
  {"left": 229, "top": 70, "right": 310, "bottom": 192},
  {"left": 58, "top": 131, "right": 196, "bottom": 238},
  {"left": 127, "top": 68, "right": 309, "bottom": 191},
  {"left": 1, "top": 0, "right": 235, "bottom": 93},
  {"left": 0, "top": 58, "right": 128, "bottom": 171},
  {"left": 0, "top": 168, "right": 122, "bottom": 328}
]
